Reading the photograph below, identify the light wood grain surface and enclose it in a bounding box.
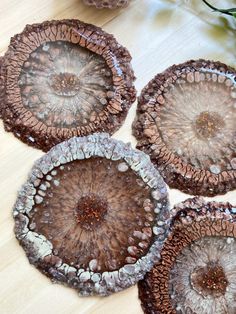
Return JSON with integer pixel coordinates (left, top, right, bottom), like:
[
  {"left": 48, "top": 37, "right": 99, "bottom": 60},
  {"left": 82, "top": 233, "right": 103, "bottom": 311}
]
[{"left": 0, "top": 1, "right": 235, "bottom": 313}]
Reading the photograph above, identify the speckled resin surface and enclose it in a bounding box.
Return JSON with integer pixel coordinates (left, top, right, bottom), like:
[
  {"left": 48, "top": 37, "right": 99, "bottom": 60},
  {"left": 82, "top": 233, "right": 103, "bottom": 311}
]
[{"left": 13, "top": 133, "right": 169, "bottom": 296}]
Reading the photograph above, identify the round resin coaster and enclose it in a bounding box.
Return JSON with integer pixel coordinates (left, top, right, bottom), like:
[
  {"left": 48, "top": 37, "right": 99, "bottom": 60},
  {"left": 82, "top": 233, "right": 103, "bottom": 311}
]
[
  {"left": 13, "top": 133, "right": 169, "bottom": 296},
  {"left": 0, "top": 19, "right": 136, "bottom": 151},
  {"left": 83, "top": 0, "right": 131, "bottom": 8},
  {"left": 138, "top": 197, "right": 236, "bottom": 314},
  {"left": 133, "top": 60, "right": 236, "bottom": 196}
]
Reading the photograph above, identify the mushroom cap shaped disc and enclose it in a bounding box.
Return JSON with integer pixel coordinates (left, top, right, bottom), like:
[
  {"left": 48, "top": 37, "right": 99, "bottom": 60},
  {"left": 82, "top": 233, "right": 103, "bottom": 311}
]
[
  {"left": 133, "top": 60, "right": 236, "bottom": 196},
  {"left": 13, "top": 133, "right": 169, "bottom": 296},
  {"left": 138, "top": 197, "right": 236, "bottom": 314},
  {"left": 0, "top": 19, "right": 136, "bottom": 151}
]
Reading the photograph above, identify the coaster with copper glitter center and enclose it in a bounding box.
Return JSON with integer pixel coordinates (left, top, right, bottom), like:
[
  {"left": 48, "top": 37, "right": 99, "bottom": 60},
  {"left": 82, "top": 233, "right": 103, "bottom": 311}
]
[
  {"left": 138, "top": 197, "right": 236, "bottom": 314},
  {"left": 0, "top": 19, "right": 136, "bottom": 151},
  {"left": 13, "top": 133, "right": 169, "bottom": 296},
  {"left": 83, "top": 0, "right": 130, "bottom": 8},
  {"left": 133, "top": 60, "right": 236, "bottom": 196}
]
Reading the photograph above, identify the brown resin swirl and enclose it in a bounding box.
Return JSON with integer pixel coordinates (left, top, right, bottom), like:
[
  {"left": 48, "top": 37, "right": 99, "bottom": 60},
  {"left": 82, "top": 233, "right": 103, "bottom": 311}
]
[
  {"left": 30, "top": 157, "right": 158, "bottom": 271},
  {"left": 13, "top": 133, "right": 169, "bottom": 296},
  {"left": 133, "top": 60, "right": 236, "bottom": 196},
  {"left": 0, "top": 20, "right": 136, "bottom": 151},
  {"left": 138, "top": 197, "right": 236, "bottom": 314}
]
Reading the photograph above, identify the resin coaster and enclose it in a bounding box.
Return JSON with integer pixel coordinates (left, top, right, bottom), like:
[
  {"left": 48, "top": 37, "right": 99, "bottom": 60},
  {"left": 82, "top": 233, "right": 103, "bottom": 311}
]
[
  {"left": 13, "top": 133, "right": 169, "bottom": 296},
  {"left": 83, "top": 0, "right": 131, "bottom": 9},
  {"left": 133, "top": 60, "right": 236, "bottom": 196},
  {"left": 138, "top": 197, "right": 236, "bottom": 314},
  {"left": 0, "top": 19, "right": 136, "bottom": 151}
]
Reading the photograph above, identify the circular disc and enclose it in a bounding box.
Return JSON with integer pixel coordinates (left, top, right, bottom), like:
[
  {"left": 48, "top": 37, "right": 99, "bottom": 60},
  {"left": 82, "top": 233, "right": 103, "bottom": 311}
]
[
  {"left": 138, "top": 197, "right": 236, "bottom": 314},
  {"left": 83, "top": 0, "right": 131, "bottom": 8},
  {"left": 133, "top": 60, "right": 236, "bottom": 196},
  {"left": 13, "top": 133, "right": 169, "bottom": 296},
  {"left": 0, "top": 19, "right": 136, "bottom": 151}
]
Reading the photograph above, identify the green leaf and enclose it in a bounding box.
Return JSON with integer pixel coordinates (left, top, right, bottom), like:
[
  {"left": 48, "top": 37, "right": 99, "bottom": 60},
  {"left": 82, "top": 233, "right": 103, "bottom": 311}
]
[{"left": 202, "top": 0, "right": 236, "bottom": 18}]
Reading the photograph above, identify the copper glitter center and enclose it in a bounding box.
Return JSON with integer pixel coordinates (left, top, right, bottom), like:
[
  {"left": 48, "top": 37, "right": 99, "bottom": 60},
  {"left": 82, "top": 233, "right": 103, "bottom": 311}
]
[
  {"left": 76, "top": 194, "right": 108, "bottom": 231},
  {"left": 194, "top": 111, "right": 225, "bottom": 140},
  {"left": 191, "top": 262, "right": 228, "bottom": 298},
  {"left": 49, "top": 72, "right": 80, "bottom": 96}
]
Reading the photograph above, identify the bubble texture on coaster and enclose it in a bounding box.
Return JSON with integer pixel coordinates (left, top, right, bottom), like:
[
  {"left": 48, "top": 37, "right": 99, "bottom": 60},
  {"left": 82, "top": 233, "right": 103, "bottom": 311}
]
[
  {"left": 138, "top": 197, "right": 236, "bottom": 314},
  {"left": 13, "top": 133, "right": 170, "bottom": 296},
  {"left": 0, "top": 19, "right": 136, "bottom": 151},
  {"left": 133, "top": 60, "right": 236, "bottom": 196}
]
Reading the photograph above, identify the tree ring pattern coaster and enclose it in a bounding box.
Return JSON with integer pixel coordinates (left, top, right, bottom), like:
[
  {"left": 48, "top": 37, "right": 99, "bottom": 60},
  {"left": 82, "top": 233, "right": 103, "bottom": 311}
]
[
  {"left": 133, "top": 60, "right": 236, "bottom": 196},
  {"left": 13, "top": 133, "right": 170, "bottom": 296},
  {"left": 138, "top": 197, "right": 236, "bottom": 314},
  {"left": 0, "top": 19, "right": 136, "bottom": 151}
]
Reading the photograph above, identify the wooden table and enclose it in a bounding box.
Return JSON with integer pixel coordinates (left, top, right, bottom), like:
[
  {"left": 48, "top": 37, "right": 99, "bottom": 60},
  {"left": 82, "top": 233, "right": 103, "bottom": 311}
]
[{"left": 0, "top": 1, "right": 235, "bottom": 313}]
